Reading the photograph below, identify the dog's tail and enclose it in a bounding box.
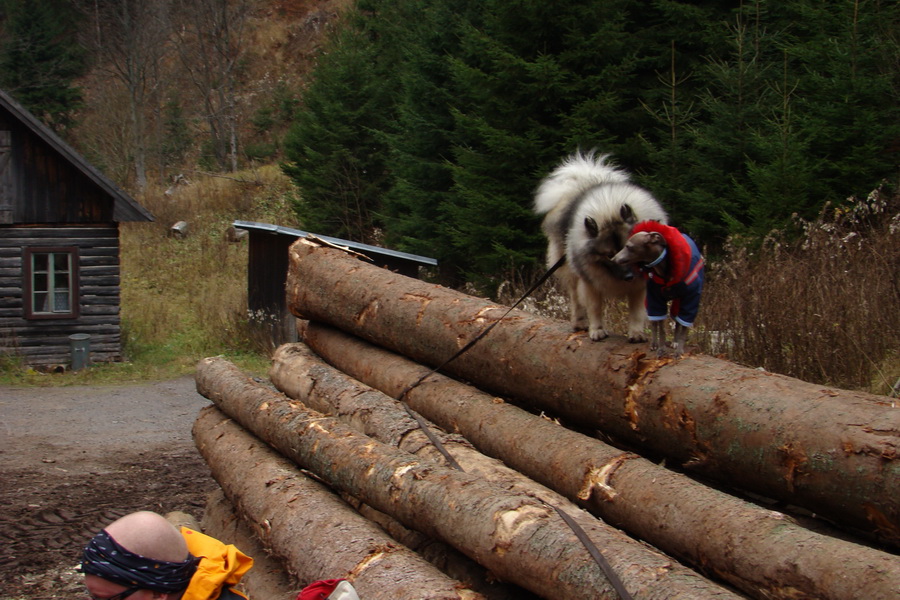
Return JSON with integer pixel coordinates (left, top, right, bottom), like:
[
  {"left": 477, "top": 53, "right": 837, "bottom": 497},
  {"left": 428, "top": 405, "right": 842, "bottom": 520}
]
[{"left": 534, "top": 149, "right": 631, "bottom": 215}]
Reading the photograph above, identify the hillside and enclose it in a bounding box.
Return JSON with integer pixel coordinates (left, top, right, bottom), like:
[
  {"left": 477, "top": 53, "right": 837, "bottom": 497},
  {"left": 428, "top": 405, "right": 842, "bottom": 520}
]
[{"left": 67, "top": 0, "right": 352, "bottom": 193}]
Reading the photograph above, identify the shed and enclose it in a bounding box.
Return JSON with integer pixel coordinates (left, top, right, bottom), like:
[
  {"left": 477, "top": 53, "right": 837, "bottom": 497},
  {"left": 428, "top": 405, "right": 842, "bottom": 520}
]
[
  {"left": 233, "top": 220, "right": 437, "bottom": 346},
  {"left": 0, "top": 88, "right": 153, "bottom": 368}
]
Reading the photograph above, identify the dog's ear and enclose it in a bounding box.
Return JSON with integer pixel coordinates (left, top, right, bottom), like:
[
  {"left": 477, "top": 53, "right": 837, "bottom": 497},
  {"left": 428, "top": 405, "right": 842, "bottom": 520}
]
[
  {"left": 620, "top": 203, "right": 636, "bottom": 225},
  {"left": 584, "top": 216, "right": 599, "bottom": 237},
  {"left": 649, "top": 232, "right": 666, "bottom": 246}
]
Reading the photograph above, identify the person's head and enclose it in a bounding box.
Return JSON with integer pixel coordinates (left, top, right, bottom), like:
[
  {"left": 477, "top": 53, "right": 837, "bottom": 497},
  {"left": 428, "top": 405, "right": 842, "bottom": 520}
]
[{"left": 82, "top": 511, "right": 199, "bottom": 600}]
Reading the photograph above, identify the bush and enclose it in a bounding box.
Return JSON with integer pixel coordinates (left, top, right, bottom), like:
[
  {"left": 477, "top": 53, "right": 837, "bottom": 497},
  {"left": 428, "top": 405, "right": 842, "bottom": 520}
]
[{"left": 694, "top": 185, "right": 900, "bottom": 394}]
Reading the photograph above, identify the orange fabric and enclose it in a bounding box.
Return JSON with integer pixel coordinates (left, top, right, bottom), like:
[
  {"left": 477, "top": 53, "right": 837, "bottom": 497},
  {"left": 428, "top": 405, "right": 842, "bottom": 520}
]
[{"left": 179, "top": 527, "right": 253, "bottom": 600}]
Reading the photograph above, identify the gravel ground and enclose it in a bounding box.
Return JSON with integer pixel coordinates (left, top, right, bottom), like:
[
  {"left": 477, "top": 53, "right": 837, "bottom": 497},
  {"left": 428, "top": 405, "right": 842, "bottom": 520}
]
[{"left": 0, "top": 376, "right": 217, "bottom": 600}]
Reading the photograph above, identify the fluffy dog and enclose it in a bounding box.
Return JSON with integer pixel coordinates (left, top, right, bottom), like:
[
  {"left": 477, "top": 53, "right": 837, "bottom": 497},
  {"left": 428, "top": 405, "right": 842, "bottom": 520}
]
[
  {"left": 612, "top": 221, "right": 705, "bottom": 357},
  {"left": 534, "top": 150, "right": 668, "bottom": 341}
]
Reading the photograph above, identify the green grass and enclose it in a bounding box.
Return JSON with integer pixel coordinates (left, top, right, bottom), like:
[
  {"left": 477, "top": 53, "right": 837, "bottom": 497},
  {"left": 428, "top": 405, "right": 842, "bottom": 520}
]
[{"left": 0, "top": 349, "right": 272, "bottom": 387}]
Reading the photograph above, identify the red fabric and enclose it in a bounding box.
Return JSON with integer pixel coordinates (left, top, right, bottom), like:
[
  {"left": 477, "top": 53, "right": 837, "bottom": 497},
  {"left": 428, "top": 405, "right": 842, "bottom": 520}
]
[
  {"left": 630, "top": 221, "right": 692, "bottom": 288},
  {"left": 297, "top": 579, "right": 343, "bottom": 600}
]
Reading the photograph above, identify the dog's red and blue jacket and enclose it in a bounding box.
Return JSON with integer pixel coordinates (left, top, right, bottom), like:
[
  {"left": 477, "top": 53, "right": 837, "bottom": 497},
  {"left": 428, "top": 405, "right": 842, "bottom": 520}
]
[{"left": 631, "top": 221, "right": 705, "bottom": 327}]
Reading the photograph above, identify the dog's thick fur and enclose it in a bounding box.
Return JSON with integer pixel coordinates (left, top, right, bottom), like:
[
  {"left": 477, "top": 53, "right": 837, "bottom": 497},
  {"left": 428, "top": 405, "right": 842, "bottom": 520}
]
[{"left": 534, "top": 150, "right": 668, "bottom": 341}]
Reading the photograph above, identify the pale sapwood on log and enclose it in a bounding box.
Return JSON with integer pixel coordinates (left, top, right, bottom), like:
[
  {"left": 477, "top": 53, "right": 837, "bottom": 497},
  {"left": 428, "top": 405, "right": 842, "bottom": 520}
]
[
  {"left": 195, "top": 357, "right": 746, "bottom": 600},
  {"left": 284, "top": 238, "right": 900, "bottom": 542}
]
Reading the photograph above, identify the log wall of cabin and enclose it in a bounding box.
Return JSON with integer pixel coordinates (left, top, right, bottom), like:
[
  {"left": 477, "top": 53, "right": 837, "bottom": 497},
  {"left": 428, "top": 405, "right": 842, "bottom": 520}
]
[{"left": 0, "top": 224, "right": 123, "bottom": 367}]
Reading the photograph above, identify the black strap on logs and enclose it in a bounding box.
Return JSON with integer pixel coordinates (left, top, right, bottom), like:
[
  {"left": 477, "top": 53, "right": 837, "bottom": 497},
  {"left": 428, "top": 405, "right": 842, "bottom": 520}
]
[
  {"left": 391, "top": 254, "right": 636, "bottom": 600},
  {"left": 552, "top": 504, "right": 635, "bottom": 600},
  {"left": 395, "top": 254, "right": 566, "bottom": 402}
]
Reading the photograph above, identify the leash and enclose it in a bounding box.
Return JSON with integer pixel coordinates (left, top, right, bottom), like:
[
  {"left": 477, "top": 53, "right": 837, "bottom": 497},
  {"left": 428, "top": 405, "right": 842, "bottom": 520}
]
[
  {"left": 390, "top": 254, "right": 635, "bottom": 600},
  {"left": 396, "top": 255, "right": 566, "bottom": 402},
  {"left": 552, "top": 505, "right": 635, "bottom": 600}
]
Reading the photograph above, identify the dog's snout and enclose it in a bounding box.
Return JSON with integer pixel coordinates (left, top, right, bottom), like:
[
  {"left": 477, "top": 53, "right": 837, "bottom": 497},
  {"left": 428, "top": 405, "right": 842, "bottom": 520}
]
[{"left": 604, "top": 259, "right": 634, "bottom": 281}]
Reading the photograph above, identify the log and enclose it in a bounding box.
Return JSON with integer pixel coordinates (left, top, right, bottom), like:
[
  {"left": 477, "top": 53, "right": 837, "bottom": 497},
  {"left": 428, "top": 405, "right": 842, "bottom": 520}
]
[
  {"left": 340, "top": 497, "right": 537, "bottom": 600},
  {"left": 268, "top": 341, "right": 720, "bottom": 599},
  {"left": 201, "top": 489, "right": 300, "bottom": 599},
  {"left": 169, "top": 220, "right": 189, "bottom": 238},
  {"left": 292, "top": 323, "right": 900, "bottom": 600},
  {"left": 196, "top": 357, "right": 746, "bottom": 600},
  {"left": 272, "top": 343, "right": 540, "bottom": 600},
  {"left": 270, "top": 342, "right": 608, "bottom": 511},
  {"left": 192, "top": 405, "right": 486, "bottom": 600},
  {"left": 285, "top": 238, "right": 900, "bottom": 541}
]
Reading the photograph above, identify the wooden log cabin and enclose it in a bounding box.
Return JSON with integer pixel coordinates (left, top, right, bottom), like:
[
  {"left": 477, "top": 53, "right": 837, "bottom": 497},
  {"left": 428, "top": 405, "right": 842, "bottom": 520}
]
[{"left": 0, "top": 89, "right": 153, "bottom": 369}]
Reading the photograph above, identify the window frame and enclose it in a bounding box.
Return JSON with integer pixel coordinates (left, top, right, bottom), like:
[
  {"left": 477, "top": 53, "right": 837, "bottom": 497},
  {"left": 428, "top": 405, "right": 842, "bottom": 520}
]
[{"left": 23, "top": 246, "right": 80, "bottom": 320}]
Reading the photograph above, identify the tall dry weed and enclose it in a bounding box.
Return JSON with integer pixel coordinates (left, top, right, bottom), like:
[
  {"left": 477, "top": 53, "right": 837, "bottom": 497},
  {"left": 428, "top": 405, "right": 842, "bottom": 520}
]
[
  {"left": 120, "top": 166, "right": 299, "bottom": 364},
  {"left": 695, "top": 185, "right": 899, "bottom": 394}
]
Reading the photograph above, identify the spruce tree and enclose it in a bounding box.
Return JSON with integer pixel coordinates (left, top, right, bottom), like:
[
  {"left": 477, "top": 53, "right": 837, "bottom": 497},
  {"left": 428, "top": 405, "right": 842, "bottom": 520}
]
[
  {"left": 629, "top": 1, "right": 734, "bottom": 237},
  {"left": 438, "top": 0, "right": 628, "bottom": 289},
  {"left": 779, "top": 0, "right": 900, "bottom": 213},
  {"left": 282, "top": 14, "right": 395, "bottom": 243},
  {"left": 281, "top": 0, "right": 899, "bottom": 283},
  {"left": 687, "top": 0, "right": 899, "bottom": 237},
  {"left": 684, "top": 4, "right": 781, "bottom": 240},
  {"left": 0, "top": 0, "right": 86, "bottom": 131},
  {"left": 375, "top": 0, "right": 475, "bottom": 283}
]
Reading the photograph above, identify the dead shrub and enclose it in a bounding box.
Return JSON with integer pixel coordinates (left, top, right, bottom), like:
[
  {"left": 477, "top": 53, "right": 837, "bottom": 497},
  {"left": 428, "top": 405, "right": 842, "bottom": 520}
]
[{"left": 695, "top": 185, "right": 900, "bottom": 394}]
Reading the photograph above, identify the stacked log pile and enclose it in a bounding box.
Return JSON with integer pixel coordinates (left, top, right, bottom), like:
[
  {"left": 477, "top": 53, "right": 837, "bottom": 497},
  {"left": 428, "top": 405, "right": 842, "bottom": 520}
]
[{"left": 192, "top": 238, "right": 900, "bottom": 600}]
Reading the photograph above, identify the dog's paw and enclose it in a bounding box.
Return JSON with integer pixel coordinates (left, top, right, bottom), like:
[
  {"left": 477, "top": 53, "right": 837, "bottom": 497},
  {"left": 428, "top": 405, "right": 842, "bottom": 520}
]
[
  {"left": 628, "top": 331, "right": 648, "bottom": 343},
  {"left": 589, "top": 327, "right": 609, "bottom": 341}
]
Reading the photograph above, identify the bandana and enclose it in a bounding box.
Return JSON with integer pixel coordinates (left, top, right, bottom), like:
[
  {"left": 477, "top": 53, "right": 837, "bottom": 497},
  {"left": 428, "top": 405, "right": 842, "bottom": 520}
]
[{"left": 81, "top": 529, "right": 201, "bottom": 592}]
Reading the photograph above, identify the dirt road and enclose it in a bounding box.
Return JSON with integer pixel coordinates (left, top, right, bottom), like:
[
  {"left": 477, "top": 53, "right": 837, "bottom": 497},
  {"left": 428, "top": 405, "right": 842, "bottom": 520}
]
[{"left": 0, "top": 376, "right": 217, "bottom": 600}]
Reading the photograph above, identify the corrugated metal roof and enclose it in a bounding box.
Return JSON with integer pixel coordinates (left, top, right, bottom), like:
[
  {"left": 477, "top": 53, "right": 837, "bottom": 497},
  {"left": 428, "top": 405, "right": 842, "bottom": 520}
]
[
  {"left": 0, "top": 88, "right": 153, "bottom": 222},
  {"left": 232, "top": 220, "right": 438, "bottom": 266}
]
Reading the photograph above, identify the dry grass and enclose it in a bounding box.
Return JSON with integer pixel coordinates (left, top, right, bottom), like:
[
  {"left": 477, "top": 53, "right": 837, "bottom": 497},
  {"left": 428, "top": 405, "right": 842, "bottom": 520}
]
[
  {"left": 503, "top": 186, "right": 900, "bottom": 396},
  {"left": 696, "top": 186, "right": 900, "bottom": 395},
  {"left": 119, "top": 165, "right": 299, "bottom": 374}
]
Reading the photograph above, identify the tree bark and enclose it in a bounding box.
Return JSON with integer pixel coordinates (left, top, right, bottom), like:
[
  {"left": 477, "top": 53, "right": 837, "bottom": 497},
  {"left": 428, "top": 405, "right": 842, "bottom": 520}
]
[
  {"left": 285, "top": 238, "right": 900, "bottom": 541},
  {"left": 201, "top": 489, "right": 299, "bottom": 599},
  {"left": 270, "top": 341, "right": 605, "bottom": 511},
  {"left": 196, "top": 357, "right": 745, "bottom": 600},
  {"left": 192, "top": 405, "right": 486, "bottom": 600},
  {"left": 266, "top": 343, "right": 539, "bottom": 600},
  {"left": 340, "top": 496, "right": 537, "bottom": 600},
  {"left": 292, "top": 323, "right": 900, "bottom": 600}
]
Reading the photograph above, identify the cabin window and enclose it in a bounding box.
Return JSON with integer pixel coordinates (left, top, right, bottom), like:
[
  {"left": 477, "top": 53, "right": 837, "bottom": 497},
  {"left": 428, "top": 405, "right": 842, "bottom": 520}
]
[{"left": 24, "top": 247, "right": 79, "bottom": 319}]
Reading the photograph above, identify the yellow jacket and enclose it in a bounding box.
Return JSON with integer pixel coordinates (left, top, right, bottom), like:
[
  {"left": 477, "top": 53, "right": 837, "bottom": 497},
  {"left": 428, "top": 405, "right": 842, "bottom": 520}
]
[{"left": 179, "top": 527, "right": 253, "bottom": 600}]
